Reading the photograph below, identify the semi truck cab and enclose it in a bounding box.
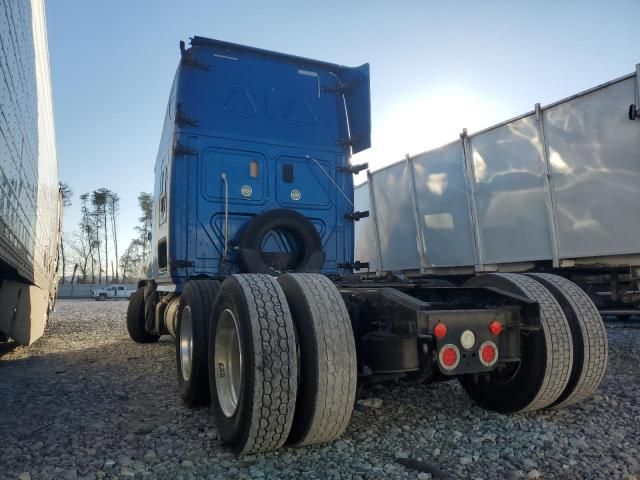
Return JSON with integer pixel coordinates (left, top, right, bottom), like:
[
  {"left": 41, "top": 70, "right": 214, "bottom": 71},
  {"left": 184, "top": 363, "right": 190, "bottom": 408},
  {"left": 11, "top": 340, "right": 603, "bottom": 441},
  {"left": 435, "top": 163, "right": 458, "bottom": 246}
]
[{"left": 148, "top": 37, "right": 371, "bottom": 289}]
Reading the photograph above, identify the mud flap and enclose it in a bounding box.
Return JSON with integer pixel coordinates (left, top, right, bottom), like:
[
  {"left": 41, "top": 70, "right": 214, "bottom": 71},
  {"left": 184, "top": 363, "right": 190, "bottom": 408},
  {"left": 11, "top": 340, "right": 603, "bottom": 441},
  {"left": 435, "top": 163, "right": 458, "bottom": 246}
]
[{"left": 0, "top": 280, "right": 49, "bottom": 345}]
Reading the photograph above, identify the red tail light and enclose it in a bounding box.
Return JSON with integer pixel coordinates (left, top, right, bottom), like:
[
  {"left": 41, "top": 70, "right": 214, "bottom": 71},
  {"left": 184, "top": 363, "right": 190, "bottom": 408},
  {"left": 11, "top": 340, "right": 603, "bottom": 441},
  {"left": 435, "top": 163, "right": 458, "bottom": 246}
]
[
  {"left": 479, "top": 341, "right": 498, "bottom": 367},
  {"left": 434, "top": 322, "right": 447, "bottom": 339},
  {"left": 488, "top": 320, "right": 502, "bottom": 336},
  {"left": 438, "top": 344, "right": 460, "bottom": 370}
]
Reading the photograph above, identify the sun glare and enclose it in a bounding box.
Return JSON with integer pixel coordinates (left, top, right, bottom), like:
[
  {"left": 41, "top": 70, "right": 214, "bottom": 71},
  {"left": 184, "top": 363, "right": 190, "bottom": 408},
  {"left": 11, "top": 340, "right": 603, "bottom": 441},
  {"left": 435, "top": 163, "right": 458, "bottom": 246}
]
[{"left": 355, "top": 87, "right": 507, "bottom": 183}]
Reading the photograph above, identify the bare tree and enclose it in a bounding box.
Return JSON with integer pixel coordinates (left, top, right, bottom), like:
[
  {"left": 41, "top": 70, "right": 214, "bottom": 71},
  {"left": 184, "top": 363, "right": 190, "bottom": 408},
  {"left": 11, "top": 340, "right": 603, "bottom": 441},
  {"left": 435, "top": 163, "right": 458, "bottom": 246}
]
[
  {"left": 79, "top": 193, "right": 97, "bottom": 283},
  {"left": 120, "top": 238, "right": 144, "bottom": 282},
  {"left": 67, "top": 230, "right": 94, "bottom": 283},
  {"left": 107, "top": 192, "right": 121, "bottom": 283},
  {"left": 70, "top": 263, "right": 79, "bottom": 285},
  {"left": 135, "top": 192, "right": 153, "bottom": 267},
  {"left": 92, "top": 189, "right": 109, "bottom": 283},
  {"left": 92, "top": 207, "right": 102, "bottom": 283},
  {"left": 59, "top": 182, "right": 72, "bottom": 283}
]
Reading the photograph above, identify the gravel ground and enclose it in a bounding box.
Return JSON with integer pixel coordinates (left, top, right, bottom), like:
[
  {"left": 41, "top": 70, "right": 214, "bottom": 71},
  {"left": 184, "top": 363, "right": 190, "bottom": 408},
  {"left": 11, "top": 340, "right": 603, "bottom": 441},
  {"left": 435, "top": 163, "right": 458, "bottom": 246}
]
[{"left": 1, "top": 300, "right": 639, "bottom": 480}]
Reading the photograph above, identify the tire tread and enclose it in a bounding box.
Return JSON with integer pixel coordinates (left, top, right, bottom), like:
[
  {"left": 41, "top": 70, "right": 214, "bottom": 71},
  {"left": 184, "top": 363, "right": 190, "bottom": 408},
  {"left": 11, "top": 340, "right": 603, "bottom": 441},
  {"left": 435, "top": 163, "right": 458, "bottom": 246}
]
[
  {"left": 496, "top": 273, "right": 573, "bottom": 411},
  {"left": 280, "top": 273, "right": 357, "bottom": 446},
  {"left": 235, "top": 274, "right": 298, "bottom": 454},
  {"left": 527, "top": 273, "right": 608, "bottom": 408}
]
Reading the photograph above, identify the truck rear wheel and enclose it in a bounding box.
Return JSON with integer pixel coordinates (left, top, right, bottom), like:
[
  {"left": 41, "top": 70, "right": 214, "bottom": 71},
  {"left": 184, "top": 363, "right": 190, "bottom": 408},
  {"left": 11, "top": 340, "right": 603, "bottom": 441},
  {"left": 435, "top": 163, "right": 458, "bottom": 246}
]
[
  {"left": 126, "top": 287, "right": 160, "bottom": 344},
  {"left": 277, "top": 273, "right": 357, "bottom": 447},
  {"left": 208, "top": 274, "right": 298, "bottom": 454},
  {"left": 526, "top": 273, "right": 608, "bottom": 408},
  {"left": 144, "top": 289, "right": 158, "bottom": 333},
  {"left": 459, "top": 273, "right": 573, "bottom": 412},
  {"left": 176, "top": 279, "right": 220, "bottom": 407}
]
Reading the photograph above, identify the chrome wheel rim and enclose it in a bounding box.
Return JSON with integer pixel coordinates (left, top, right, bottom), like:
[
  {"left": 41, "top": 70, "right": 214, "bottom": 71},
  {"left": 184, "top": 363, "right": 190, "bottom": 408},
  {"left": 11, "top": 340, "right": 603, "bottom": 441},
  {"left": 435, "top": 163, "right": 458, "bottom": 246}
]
[
  {"left": 215, "top": 309, "right": 243, "bottom": 417},
  {"left": 179, "top": 306, "right": 194, "bottom": 382}
]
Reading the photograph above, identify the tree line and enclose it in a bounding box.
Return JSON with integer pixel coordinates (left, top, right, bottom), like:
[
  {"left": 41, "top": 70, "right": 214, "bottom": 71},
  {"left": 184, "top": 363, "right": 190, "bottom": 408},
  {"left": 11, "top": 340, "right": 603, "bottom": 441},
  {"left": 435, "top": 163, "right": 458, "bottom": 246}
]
[{"left": 60, "top": 182, "right": 153, "bottom": 285}]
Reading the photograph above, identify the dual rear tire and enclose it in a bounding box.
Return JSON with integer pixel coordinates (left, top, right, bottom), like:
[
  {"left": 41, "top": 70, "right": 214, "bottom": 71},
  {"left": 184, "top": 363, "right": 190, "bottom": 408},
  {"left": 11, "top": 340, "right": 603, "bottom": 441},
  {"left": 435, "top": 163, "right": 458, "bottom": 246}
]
[
  {"left": 460, "top": 273, "right": 607, "bottom": 413},
  {"left": 174, "top": 273, "right": 357, "bottom": 454},
  {"left": 208, "top": 274, "right": 298, "bottom": 453},
  {"left": 207, "top": 273, "right": 357, "bottom": 453},
  {"left": 527, "top": 273, "right": 608, "bottom": 409},
  {"left": 126, "top": 288, "right": 160, "bottom": 344}
]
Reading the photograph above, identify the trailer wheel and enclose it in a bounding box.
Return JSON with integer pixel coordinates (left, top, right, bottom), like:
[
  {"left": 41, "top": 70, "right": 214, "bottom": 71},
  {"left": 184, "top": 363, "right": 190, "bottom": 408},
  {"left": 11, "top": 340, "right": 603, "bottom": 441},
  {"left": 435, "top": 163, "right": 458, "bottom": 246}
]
[
  {"left": 459, "top": 273, "right": 573, "bottom": 412},
  {"left": 209, "top": 274, "right": 298, "bottom": 454},
  {"left": 277, "top": 273, "right": 357, "bottom": 446},
  {"left": 176, "top": 279, "right": 220, "bottom": 407},
  {"left": 526, "top": 274, "right": 608, "bottom": 408},
  {"left": 126, "top": 287, "right": 160, "bottom": 344}
]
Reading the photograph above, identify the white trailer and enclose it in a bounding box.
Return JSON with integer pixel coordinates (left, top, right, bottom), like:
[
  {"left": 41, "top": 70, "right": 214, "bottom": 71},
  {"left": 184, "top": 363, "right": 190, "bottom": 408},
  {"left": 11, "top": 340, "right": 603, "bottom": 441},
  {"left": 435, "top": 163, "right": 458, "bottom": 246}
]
[
  {"left": 0, "top": 0, "right": 60, "bottom": 345},
  {"left": 355, "top": 64, "right": 640, "bottom": 314}
]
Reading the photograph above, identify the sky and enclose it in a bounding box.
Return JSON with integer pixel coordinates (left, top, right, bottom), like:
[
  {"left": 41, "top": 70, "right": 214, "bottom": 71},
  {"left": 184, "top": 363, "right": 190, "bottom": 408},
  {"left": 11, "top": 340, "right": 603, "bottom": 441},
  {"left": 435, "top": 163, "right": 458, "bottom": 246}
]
[{"left": 46, "top": 0, "right": 640, "bottom": 277}]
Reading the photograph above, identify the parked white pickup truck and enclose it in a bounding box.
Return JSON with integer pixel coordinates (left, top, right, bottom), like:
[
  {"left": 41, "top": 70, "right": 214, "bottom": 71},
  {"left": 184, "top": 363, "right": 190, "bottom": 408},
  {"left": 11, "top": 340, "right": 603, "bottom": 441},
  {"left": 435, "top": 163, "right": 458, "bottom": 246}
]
[{"left": 92, "top": 285, "right": 136, "bottom": 301}]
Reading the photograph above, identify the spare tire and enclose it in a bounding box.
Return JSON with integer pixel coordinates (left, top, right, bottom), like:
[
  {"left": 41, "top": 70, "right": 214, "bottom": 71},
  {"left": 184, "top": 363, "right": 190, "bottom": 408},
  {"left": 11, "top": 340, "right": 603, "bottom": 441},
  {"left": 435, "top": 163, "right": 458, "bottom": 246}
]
[{"left": 236, "top": 209, "right": 324, "bottom": 276}]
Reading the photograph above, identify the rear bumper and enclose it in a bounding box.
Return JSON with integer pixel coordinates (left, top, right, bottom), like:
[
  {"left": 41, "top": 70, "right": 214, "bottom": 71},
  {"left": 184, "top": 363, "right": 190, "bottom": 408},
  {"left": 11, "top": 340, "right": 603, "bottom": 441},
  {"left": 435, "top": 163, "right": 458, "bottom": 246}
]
[{"left": 339, "top": 282, "right": 541, "bottom": 381}]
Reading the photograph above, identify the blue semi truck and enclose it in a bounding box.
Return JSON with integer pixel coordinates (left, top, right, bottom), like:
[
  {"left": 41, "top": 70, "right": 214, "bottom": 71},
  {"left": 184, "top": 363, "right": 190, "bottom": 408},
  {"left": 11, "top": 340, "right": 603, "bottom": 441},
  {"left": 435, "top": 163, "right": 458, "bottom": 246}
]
[{"left": 127, "top": 37, "right": 608, "bottom": 454}]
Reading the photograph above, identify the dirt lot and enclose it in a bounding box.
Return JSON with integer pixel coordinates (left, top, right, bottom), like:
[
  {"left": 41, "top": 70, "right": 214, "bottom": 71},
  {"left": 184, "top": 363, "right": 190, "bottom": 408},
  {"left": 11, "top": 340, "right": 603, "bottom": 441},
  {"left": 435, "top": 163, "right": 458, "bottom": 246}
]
[{"left": 1, "top": 300, "right": 639, "bottom": 480}]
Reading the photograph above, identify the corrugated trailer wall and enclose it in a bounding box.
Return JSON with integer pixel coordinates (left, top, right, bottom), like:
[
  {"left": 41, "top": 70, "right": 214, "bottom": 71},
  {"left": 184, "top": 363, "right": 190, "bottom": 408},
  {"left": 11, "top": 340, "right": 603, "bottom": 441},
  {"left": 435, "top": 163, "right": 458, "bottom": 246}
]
[
  {"left": 0, "top": 0, "right": 59, "bottom": 291},
  {"left": 355, "top": 66, "right": 640, "bottom": 274},
  {"left": 0, "top": 0, "right": 59, "bottom": 345}
]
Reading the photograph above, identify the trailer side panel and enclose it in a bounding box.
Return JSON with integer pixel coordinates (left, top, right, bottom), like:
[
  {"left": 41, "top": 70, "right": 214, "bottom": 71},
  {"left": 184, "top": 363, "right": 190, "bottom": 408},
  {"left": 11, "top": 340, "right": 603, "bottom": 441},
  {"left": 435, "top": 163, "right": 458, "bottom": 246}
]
[{"left": 0, "top": 0, "right": 59, "bottom": 345}]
